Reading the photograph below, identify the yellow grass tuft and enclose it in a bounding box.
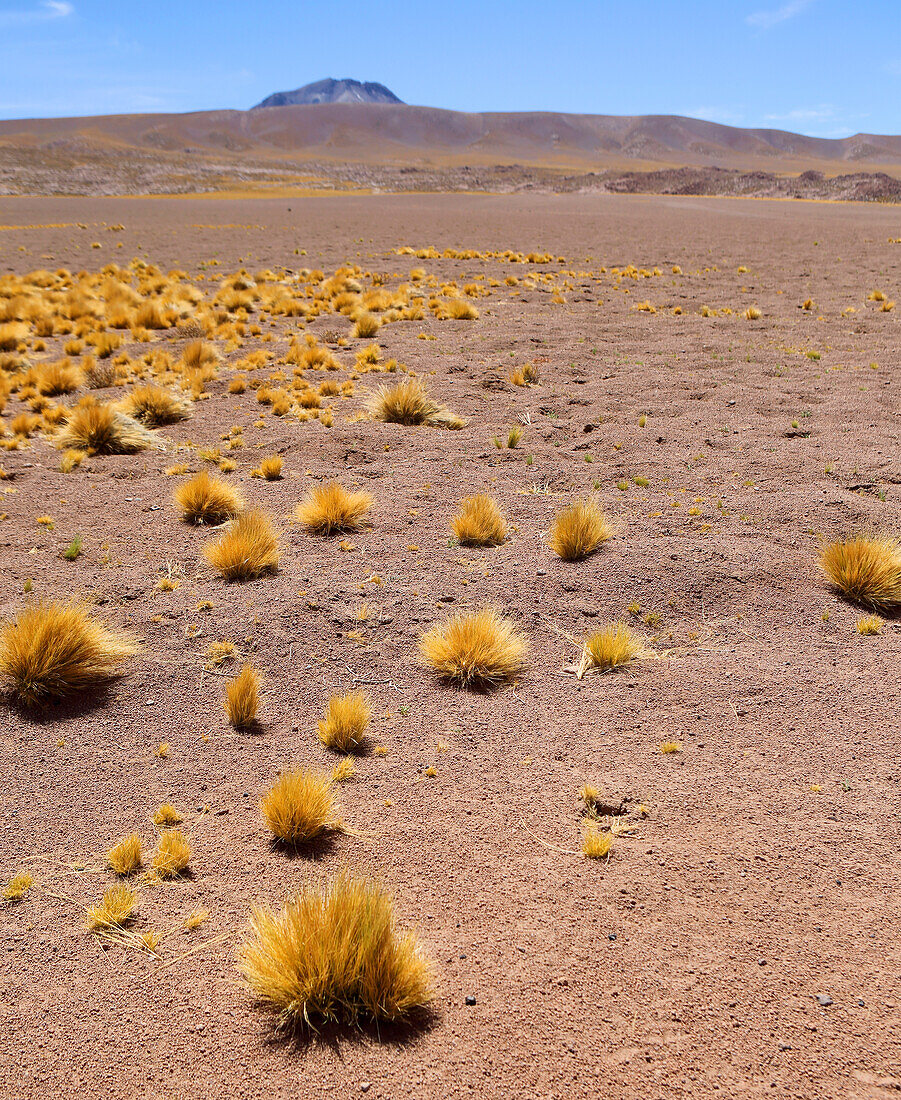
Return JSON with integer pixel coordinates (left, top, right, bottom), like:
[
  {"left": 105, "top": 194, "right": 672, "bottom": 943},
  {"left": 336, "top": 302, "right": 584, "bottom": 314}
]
[
  {"left": 238, "top": 872, "right": 432, "bottom": 1026},
  {"left": 174, "top": 469, "right": 244, "bottom": 525},
  {"left": 318, "top": 691, "right": 371, "bottom": 753},
  {"left": 744, "top": 306, "right": 762, "bottom": 320},
  {"left": 32, "top": 359, "right": 81, "bottom": 396},
  {"left": 107, "top": 833, "right": 143, "bottom": 875},
  {"left": 3, "top": 871, "right": 33, "bottom": 901},
  {"left": 120, "top": 385, "right": 192, "bottom": 427},
  {"left": 660, "top": 741, "right": 682, "bottom": 754},
  {"left": 581, "top": 826, "right": 613, "bottom": 859},
  {"left": 820, "top": 536, "right": 901, "bottom": 609},
  {"left": 185, "top": 908, "right": 209, "bottom": 931},
  {"left": 368, "top": 376, "right": 464, "bottom": 429},
  {"left": 549, "top": 499, "right": 612, "bottom": 561},
  {"left": 257, "top": 456, "right": 283, "bottom": 480},
  {"left": 182, "top": 339, "right": 218, "bottom": 369},
  {"left": 352, "top": 312, "right": 381, "bottom": 339},
  {"left": 420, "top": 608, "right": 527, "bottom": 690},
  {"left": 578, "top": 622, "right": 642, "bottom": 677},
  {"left": 856, "top": 614, "right": 883, "bottom": 635},
  {"left": 57, "top": 402, "right": 157, "bottom": 454},
  {"left": 444, "top": 299, "right": 479, "bottom": 320},
  {"left": 296, "top": 481, "right": 372, "bottom": 535},
  {"left": 86, "top": 884, "right": 138, "bottom": 929},
  {"left": 331, "top": 757, "right": 356, "bottom": 782},
  {"left": 452, "top": 494, "right": 507, "bottom": 546},
  {"left": 260, "top": 767, "right": 335, "bottom": 845},
  {"left": 203, "top": 510, "right": 279, "bottom": 580},
  {"left": 0, "top": 601, "right": 137, "bottom": 705},
  {"left": 152, "top": 829, "right": 191, "bottom": 878},
  {"left": 152, "top": 803, "right": 183, "bottom": 826},
  {"left": 225, "top": 664, "right": 260, "bottom": 728}
]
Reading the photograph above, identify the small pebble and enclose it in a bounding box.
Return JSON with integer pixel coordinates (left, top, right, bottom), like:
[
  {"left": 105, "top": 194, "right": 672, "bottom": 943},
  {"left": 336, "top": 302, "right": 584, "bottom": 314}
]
[
  {"left": 360, "top": 1085, "right": 370, "bottom": 1094},
  {"left": 758, "top": 958, "right": 767, "bottom": 966},
  {"left": 608, "top": 933, "right": 617, "bottom": 941},
  {"left": 465, "top": 995, "right": 476, "bottom": 1006},
  {"left": 815, "top": 994, "right": 833, "bottom": 1007}
]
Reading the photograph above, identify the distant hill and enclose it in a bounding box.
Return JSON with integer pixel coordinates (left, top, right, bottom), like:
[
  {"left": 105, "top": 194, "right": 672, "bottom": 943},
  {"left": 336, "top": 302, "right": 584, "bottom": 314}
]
[{"left": 253, "top": 78, "right": 403, "bottom": 109}]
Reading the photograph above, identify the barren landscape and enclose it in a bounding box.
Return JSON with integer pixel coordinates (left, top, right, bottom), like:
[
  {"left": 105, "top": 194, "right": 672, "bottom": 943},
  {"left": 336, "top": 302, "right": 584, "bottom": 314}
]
[{"left": 0, "top": 190, "right": 899, "bottom": 1099}]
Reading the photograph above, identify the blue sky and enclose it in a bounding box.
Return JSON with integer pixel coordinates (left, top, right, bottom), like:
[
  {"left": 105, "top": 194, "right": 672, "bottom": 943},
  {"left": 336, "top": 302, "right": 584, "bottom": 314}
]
[{"left": 0, "top": 0, "right": 898, "bottom": 136}]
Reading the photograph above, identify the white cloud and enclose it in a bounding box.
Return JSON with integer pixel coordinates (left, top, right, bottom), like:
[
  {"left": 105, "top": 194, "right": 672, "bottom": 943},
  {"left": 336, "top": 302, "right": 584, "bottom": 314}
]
[
  {"left": 0, "top": 1, "right": 73, "bottom": 27},
  {"left": 746, "top": 0, "right": 812, "bottom": 30}
]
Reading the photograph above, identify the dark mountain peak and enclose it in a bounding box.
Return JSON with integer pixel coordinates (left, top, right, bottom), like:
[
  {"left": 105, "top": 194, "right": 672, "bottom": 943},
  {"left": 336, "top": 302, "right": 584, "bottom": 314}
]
[{"left": 252, "top": 78, "right": 403, "bottom": 109}]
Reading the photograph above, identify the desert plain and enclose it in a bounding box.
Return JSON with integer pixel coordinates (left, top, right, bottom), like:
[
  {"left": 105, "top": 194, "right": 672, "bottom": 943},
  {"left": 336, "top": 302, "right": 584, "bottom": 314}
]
[{"left": 0, "top": 190, "right": 899, "bottom": 1099}]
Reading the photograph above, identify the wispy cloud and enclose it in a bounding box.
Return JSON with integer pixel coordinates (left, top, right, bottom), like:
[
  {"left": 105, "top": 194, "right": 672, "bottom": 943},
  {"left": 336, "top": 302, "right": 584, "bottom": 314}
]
[
  {"left": 746, "top": 0, "right": 812, "bottom": 30},
  {"left": 0, "top": 1, "right": 73, "bottom": 28}
]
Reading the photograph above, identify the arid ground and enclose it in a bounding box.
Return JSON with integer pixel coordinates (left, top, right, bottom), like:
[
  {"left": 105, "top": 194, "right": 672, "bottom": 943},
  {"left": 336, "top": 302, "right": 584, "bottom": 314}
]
[{"left": 0, "top": 192, "right": 899, "bottom": 1099}]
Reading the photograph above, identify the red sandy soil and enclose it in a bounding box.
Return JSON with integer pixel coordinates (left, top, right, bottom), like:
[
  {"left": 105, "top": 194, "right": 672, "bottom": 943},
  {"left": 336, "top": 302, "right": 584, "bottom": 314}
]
[{"left": 0, "top": 192, "right": 899, "bottom": 1099}]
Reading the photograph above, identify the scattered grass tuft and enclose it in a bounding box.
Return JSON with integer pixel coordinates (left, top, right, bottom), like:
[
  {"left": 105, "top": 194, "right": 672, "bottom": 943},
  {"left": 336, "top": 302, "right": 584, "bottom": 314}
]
[
  {"left": 420, "top": 608, "right": 527, "bottom": 690},
  {"left": 120, "top": 385, "right": 191, "bottom": 427},
  {"left": 318, "top": 691, "right": 371, "bottom": 753},
  {"left": 581, "top": 826, "right": 613, "bottom": 859},
  {"left": 87, "top": 884, "right": 138, "bottom": 929},
  {"left": 3, "top": 871, "right": 33, "bottom": 901},
  {"left": 58, "top": 402, "right": 157, "bottom": 455},
  {"left": 549, "top": 499, "right": 612, "bottom": 561},
  {"left": 260, "top": 767, "right": 335, "bottom": 845},
  {"left": 856, "top": 614, "right": 883, "bottom": 635},
  {"left": 107, "top": 834, "right": 143, "bottom": 875},
  {"left": 452, "top": 494, "right": 507, "bottom": 547},
  {"left": 225, "top": 664, "right": 260, "bottom": 728},
  {"left": 152, "top": 803, "right": 183, "bottom": 826},
  {"left": 0, "top": 601, "right": 136, "bottom": 705},
  {"left": 296, "top": 482, "right": 372, "bottom": 535},
  {"left": 238, "top": 871, "right": 432, "bottom": 1027},
  {"left": 174, "top": 469, "right": 244, "bottom": 525},
  {"left": 152, "top": 829, "right": 191, "bottom": 878},
  {"left": 578, "top": 622, "right": 642, "bottom": 677},
  {"left": 203, "top": 510, "right": 279, "bottom": 580},
  {"left": 819, "top": 536, "right": 901, "bottom": 609},
  {"left": 368, "top": 376, "right": 463, "bottom": 429},
  {"left": 257, "top": 456, "right": 283, "bottom": 481}
]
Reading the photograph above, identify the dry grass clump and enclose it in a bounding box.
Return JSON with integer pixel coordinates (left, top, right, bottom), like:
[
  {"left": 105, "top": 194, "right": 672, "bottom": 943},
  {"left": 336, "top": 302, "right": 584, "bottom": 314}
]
[
  {"left": 238, "top": 872, "right": 432, "bottom": 1027},
  {"left": 318, "top": 691, "right": 371, "bottom": 753},
  {"left": 107, "top": 834, "right": 143, "bottom": 875},
  {"left": 120, "top": 385, "right": 192, "bottom": 427},
  {"left": 181, "top": 339, "right": 219, "bottom": 369},
  {"left": 0, "top": 601, "right": 136, "bottom": 705},
  {"left": 581, "top": 826, "right": 613, "bottom": 859},
  {"left": 225, "top": 664, "right": 260, "bottom": 728},
  {"left": 296, "top": 482, "right": 372, "bottom": 535},
  {"left": 57, "top": 402, "right": 157, "bottom": 454},
  {"left": 203, "top": 510, "right": 279, "bottom": 580},
  {"left": 420, "top": 609, "right": 527, "bottom": 690},
  {"left": 819, "top": 536, "right": 901, "bottom": 609},
  {"left": 856, "top": 614, "right": 883, "bottom": 635},
  {"left": 257, "top": 456, "right": 283, "bottom": 480},
  {"left": 152, "top": 829, "right": 191, "bottom": 878},
  {"left": 452, "top": 494, "right": 507, "bottom": 546},
  {"left": 331, "top": 757, "right": 355, "bottom": 782},
  {"left": 744, "top": 306, "right": 762, "bottom": 320},
  {"left": 33, "top": 359, "right": 81, "bottom": 395},
  {"left": 578, "top": 622, "right": 642, "bottom": 677},
  {"left": 352, "top": 312, "right": 381, "bottom": 338},
  {"left": 443, "top": 299, "right": 479, "bottom": 320},
  {"left": 260, "top": 767, "right": 335, "bottom": 845},
  {"left": 368, "top": 376, "right": 464, "bottom": 429},
  {"left": 3, "top": 871, "right": 33, "bottom": 901},
  {"left": 550, "top": 499, "right": 612, "bottom": 561},
  {"left": 86, "top": 884, "right": 138, "bottom": 929},
  {"left": 152, "top": 803, "right": 183, "bottom": 826},
  {"left": 174, "top": 469, "right": 244, "bottom": 525}
]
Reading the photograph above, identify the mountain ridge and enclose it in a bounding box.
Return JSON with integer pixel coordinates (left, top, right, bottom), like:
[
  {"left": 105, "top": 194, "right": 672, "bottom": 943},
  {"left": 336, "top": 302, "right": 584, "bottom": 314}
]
[{"left": 253, "top": 78, "right": 403, "bottom": 109}]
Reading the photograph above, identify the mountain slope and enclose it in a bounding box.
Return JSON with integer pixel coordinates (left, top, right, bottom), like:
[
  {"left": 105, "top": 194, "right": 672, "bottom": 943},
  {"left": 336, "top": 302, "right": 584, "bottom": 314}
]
[{"left": 253, "top": 78, "right": 403, "bottom": 109}]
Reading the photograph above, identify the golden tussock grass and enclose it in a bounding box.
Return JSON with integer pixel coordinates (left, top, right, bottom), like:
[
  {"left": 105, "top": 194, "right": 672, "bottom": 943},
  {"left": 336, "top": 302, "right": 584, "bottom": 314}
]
[
  {"left": 318, "top": 691, "right": 371, "bottom": 753},
  {"left": 238, "top": 872, "right": 432, "bottom": 1027},
  {"left": 0, "top": 601, "right": 136, "bottom": 705},
  {"left": 296, "top": 481, "right": 372, "bottom": 535},
  {"left": 86, "top": 884, "right": 138, "bottom": 929},
  {"left": 57, "top": 402, "right": 157, "bottom": 454},
  {"left": 119, "top": 385, "right": 192, "bottom": 427},
  {"left": 745, "top": 306, "right": 762, "bottom": 321},
  {"left": 174, "top": 469, "right": 244, "bottom": 525},
  {"left": 443, "top": 299, "right": 479, "bottom": 320},
  {"left": 352, "top": 313, "right": 381, "bottom": 339},
  {"left": 152, "top": 803, "right": 183, "bottom": 826},
  {"left": 577, "top": 621, "right": 643, "bottom": 677},
  {"left": 331, "top": 757, "right": 355, "bottom": 782},
  {"left": 581, "top": 826, "right": 613, "bottom": 859},
  {"left": 32, "top": 359, "right": 81, "bottom": 396},
  {"left": 181, "top": 339, "right": 219, "bottom": 369},
  {"left": 819, "top": 536, "right": 901, "bottom": 609},
  {"left": 107, "top": 834, "right": 143, "bottom": 875},
  {"left": 419, "top": 608, "right": 527, "bottom": 690},
  {"left": 257, "top": 456, "right": 283, "bottom": 480},
  {"left": 225, "top": 664, "right": 260, "bottom": 728},
  {"left": 509, "top": 361, "right": 540, "bottom": 386},
  {"left": 660, "top": 741, "right": 682, "bottom": 753},
  {"left": 260, "top": 767, "right": 335, "bottom": 845},
  {"left": 185, "top": 908, "right": 208, "bottom": 931},
  {"left": 203, "top": 510, "right": 279, "bottom": 580},
  {"left": 549, "top": 499, "right": 612, "bottom": 561},
  {"left": 152, "top": 829, "right": 191, "bottom": 878},
  {"left": 452, "top": 494, "right": 507, "bottom": 546},
  {"left": 856, "top": 614, "right": 883, "bottom": 635},
  {"left": 367, "top": 376, "right": 463, "bottom": 429},
  {"left": 3, "top": 871, "right": 33, "bottom": 900}
]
